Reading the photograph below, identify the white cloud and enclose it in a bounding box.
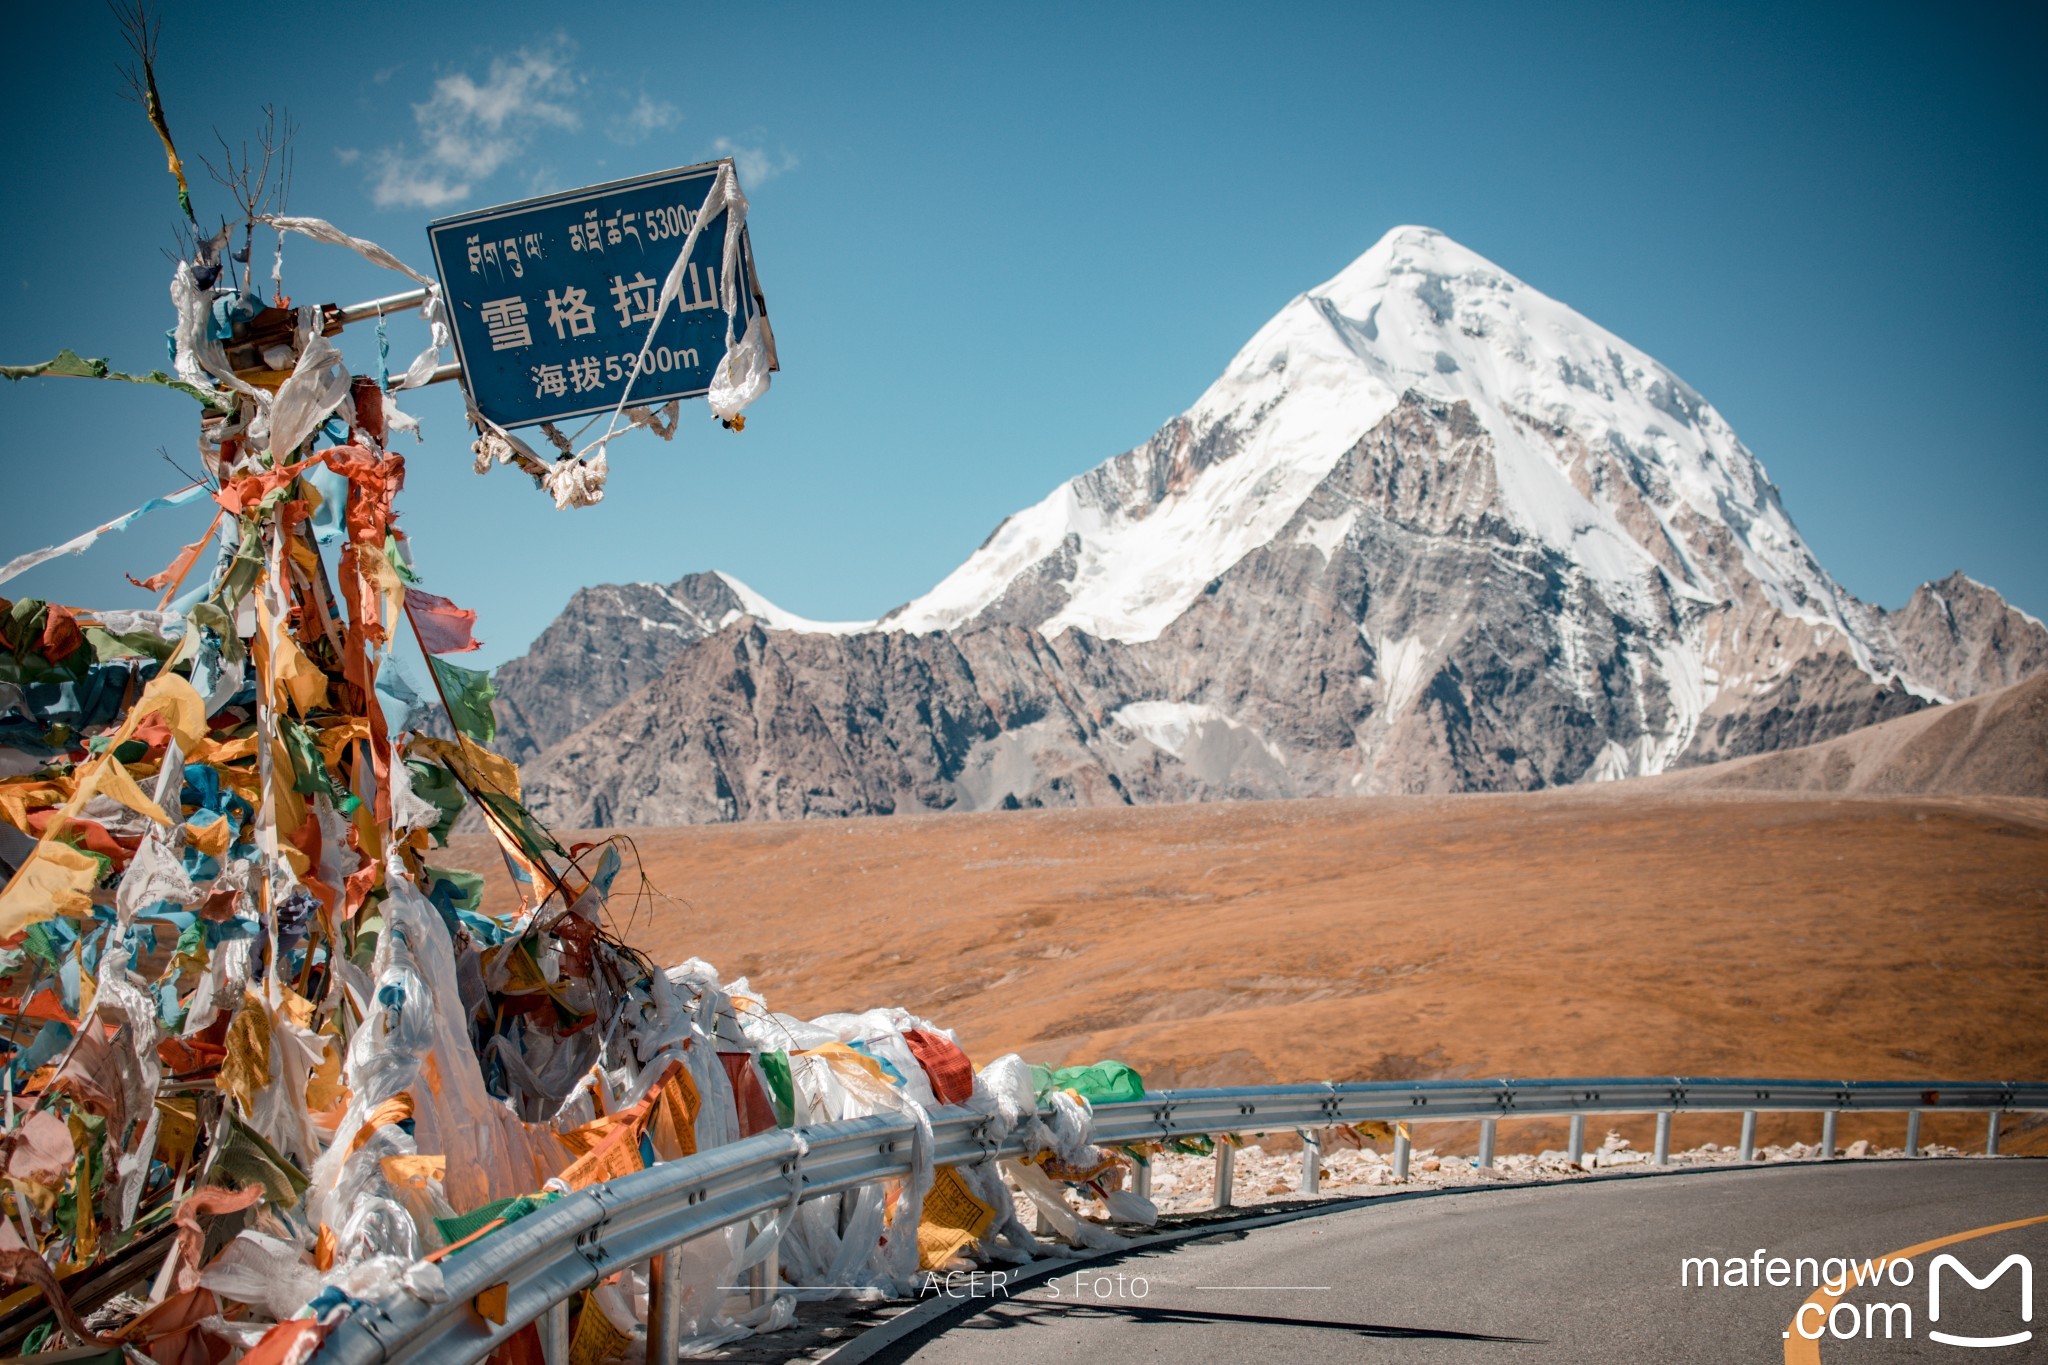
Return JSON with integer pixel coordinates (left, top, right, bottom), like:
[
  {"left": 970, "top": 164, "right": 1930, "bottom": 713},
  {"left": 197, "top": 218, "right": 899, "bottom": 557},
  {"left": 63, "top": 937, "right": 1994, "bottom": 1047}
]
[
  {"left": 366, "top": 39, "right": 583, "bottom": 210},
  {"left": 369, "top": 159, "right": 472, "bottom": 212},
  {"left": 710, "top": 136, "right": 799, "bottom": 187},
  {"left": 610, "top": 93, "right": 680, "bottom": 143}
]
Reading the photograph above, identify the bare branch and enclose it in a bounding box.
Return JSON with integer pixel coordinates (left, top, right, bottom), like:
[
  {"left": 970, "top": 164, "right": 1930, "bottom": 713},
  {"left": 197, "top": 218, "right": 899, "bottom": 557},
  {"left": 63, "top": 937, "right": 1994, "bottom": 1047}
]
[
  {"left": 198, "top": 105, "right": 299, "bottom": 290},
  {"left": 110, "top": 0, "right": 194, "bottom": 222},
  {"left": 157, "top": 220, "right": 194, "bottom": 270},
  {"left": 109, "top": 0, "right": 159, "bottom": 107},
  {"left": 156, "top": 444, "right": 209, "bottom": 489},
  {"left": 262, "top": 105, "right": 298, "bottom": 219}
]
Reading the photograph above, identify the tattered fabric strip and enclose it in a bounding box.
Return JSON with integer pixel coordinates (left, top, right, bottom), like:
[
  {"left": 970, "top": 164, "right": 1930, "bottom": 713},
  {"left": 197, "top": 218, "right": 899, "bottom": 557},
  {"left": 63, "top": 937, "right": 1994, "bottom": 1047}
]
[
  {"left": 586, "top": 161, "right": 746, "bottom": 454},
  {"left": 0, "top": 482, "right": 208, "bottom": 588}
]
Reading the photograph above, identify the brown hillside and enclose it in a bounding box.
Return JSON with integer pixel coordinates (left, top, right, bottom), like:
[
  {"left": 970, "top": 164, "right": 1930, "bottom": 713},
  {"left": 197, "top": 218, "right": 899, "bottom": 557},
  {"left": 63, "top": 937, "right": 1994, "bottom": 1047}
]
[{"left": 1658, "top": 670, "right": 2048, "bottom": 797}]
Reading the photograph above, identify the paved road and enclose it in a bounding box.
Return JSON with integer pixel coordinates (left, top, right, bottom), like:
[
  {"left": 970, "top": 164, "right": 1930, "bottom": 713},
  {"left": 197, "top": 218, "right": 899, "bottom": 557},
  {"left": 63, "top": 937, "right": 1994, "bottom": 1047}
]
[{"left": 891, "top": 1161, "right": 2048, "bottom": 1364}]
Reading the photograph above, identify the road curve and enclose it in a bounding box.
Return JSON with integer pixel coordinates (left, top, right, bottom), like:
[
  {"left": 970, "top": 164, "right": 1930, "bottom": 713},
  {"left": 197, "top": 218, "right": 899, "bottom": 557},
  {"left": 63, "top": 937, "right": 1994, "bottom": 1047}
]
[{"left": 881, "top": 1160, "right": 2048, "bottom": 1364}]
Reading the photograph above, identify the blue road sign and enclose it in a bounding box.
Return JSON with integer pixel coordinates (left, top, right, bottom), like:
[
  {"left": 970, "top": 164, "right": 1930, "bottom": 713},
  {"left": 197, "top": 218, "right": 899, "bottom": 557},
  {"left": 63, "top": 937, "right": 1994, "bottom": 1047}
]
[{"left": 426, "top": 159, "right": 772, "bottom": 430}]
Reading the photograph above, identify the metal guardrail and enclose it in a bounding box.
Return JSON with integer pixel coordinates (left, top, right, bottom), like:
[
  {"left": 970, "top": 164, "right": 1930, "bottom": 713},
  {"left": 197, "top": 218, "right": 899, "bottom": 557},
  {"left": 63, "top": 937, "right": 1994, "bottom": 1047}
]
[{"left": 312, "top": 1077, "right": 2048, "bottom": 1365}]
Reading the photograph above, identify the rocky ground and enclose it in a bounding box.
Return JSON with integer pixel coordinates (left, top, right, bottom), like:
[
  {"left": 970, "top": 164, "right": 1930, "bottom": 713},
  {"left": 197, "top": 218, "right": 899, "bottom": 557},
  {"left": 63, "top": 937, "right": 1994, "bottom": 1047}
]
[{"left": 1098, "top": 1133, "right": 1980, "bottom": 1219}]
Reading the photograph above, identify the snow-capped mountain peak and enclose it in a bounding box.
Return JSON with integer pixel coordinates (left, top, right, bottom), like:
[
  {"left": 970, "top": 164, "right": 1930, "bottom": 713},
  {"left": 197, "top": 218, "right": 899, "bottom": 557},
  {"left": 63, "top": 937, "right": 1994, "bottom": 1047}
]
[{"left": 880, "top": 225, "right": 1848, "bottom": 654}]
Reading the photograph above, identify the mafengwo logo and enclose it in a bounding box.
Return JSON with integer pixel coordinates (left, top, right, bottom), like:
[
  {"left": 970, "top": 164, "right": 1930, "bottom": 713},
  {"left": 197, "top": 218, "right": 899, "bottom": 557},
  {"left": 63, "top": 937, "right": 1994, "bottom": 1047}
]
[
  {"left": 1927, "top": 1252, "right": 2032, "bottom": 1350},
  {"left": 1771, "top": 1249, "right": 2035, "bottom": 1347}
]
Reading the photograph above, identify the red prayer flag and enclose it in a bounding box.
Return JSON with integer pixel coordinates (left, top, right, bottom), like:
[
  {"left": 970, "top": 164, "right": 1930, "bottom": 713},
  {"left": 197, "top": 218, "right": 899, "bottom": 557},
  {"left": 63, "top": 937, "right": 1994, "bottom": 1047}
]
[
  {"left": 403, "top": 586, "right": 482, "bottom": 654},
  {"left": 904, "top": 1028, "right": 975, "bottom": 1105},
  {"left": 37, "top": 604, "right": 83, "bottom": 662},
  {"left": 720, "top": 1052, "right": 782, "bottom": 1137}
]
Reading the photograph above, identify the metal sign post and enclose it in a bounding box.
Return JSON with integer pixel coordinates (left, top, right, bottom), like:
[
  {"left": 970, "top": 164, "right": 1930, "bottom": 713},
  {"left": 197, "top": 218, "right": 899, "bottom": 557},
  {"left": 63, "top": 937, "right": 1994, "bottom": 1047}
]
[{"left": 425, "top": 158, "right": 774, "bottom": 430}]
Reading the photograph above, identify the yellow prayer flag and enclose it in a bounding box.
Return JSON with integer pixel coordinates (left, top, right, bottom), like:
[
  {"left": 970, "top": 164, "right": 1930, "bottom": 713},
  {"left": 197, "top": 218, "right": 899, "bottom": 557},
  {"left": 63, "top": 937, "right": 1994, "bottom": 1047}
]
[
  {"left": 349, "top": 1094, "right": 416, "bottom": 1154},
  {"left": 647, "top": 1065, "right": 700, "bottom": 1163},
  {"left": 94, "top": 757, "right": 171, "bottom": 827},
  {"left": 917, "top": 1165, "right": 997, "bottom": 1271},
  {"left": 358, "top": 542, "right": 406, "bottom": 636},
  {"left": 559, "top": 1126, "right": 643, "bottom": 1190},
  {"left": 380, "top": 1153, "right": 447, "bottom": 1187},
  {"left": 154, "top": 1097, "right": 200, "bottom": 1168},
  {"left": 411, "top": 735, "right": 520, "bottom": 803},
  {"left": 0, "top": 839, "right": 101, "bottom": 932},
  {"left": 136, "top": 672, "right": 207, "bottom": 753},
  {"left": 185, "top": 815, "right": 234, "bottom": 858},
  {"left": 568, "top": 1291, "right": 634, "bottom": 1365},
  {"left": 810, "top": 1042, "right": 889, "bottom": 1086},
  {"left": 220, "top": 992, "right": 275, "bottom": 1112}
]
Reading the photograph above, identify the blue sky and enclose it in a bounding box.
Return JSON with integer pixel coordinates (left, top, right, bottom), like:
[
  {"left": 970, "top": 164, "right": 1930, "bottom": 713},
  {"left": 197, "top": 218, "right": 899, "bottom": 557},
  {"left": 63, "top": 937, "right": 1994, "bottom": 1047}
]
[{"left": 1, "top": 2, "right": 2042, "bottom": 667}]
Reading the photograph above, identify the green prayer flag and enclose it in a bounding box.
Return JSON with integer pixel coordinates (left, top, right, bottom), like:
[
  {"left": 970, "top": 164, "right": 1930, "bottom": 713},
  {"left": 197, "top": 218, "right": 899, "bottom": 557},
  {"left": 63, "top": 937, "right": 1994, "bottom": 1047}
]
[
  {"left": 280, "top": 719, "right": 340, "bottom": 801},
  {"left": 0, "top": 347, "right": 212, "bottom": 405},
  {"left": 1030, "top": 1060, "right": 1146, "bottom": 1104},
  {"left": 84, "top": 625, "right": 175, "bottom": 665},
  {"left": 421, "top": 863, "right": 484, "bottom": 915},
  {"left": 405, "top": 759, "right": 467, "bottom": 846},
  {"left": 383, "top": 533, "right": 423, "bottom": 585},
  {"left": 22, "top": 920, "right": 69, "bottom": 970},
  {"left": 210, "top": 1111, "right": 310, "bottom": 1206},
  {"left": 433, "top": 1191, "right": 560, "bottom": 1246},
  {"left": 427, "top": 654, "right": 497, "bottom": 743},
  {"left": 183, "top": 602, "right": 245, "bottom": 662},
  {"left": 477, "top": 790, "right": 564, "bottom": 862},
  {"left": 758, "top": 1049, "right": 796, "bottom": 1128}
]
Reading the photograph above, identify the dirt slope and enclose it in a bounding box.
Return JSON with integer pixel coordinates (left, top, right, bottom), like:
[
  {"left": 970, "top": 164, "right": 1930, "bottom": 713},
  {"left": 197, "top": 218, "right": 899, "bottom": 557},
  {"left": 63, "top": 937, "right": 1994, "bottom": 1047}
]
[
  {"left": 1657, "top": 670, "right": 2048, "bottom": 797},
  {"left": 450, "top": 788, "right": 2048, "bottom": 1153}
]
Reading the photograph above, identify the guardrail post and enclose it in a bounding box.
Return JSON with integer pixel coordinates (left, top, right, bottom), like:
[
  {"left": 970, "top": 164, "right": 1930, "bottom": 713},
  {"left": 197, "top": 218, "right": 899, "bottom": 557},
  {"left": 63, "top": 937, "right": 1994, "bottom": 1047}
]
[
  {"left": 1821, "top": 1110, "right": 1837, "bottom": 1159},
  {"left": 1393, "top": 1126, "right": 1411, "bottom": 1181},
  {"left": 1654, "top": 1110, "right": 1672, "bottom": 1165},
  {"left": 1300, "top": 1130, "right": 1321, "bottom": 1195},
  {"left": 749, "top": 1238, "right": 780, "bottom": 1314},
  {"left": 1905, "top": 1110, "right": 1921, "bottom": 1157},
  {"left": 541, "top": 1300, "right": 569, "bottom": 1365},
  {"left": 1986, "top": 1112, "right": 2001, "bottom": 1157},
  {"left": 648, "top": 1246, "right": 682, "bottom": 1363},
  {"left": 1214, "top": 1141, "right": 1235, "bottom": 1210},
  {"left": 1738, "top": 1111, "right": 1757, "bottom": 1162},
  {"left": 1566, "top": 1114, "right": 1584, "bottom": 1167},
  {"left": 1478, "top": 1118, "right": 1497, "bottom": 1170},
  {"left": 1133, "top": 1153, "right": 1152, "bottom": 1201}
]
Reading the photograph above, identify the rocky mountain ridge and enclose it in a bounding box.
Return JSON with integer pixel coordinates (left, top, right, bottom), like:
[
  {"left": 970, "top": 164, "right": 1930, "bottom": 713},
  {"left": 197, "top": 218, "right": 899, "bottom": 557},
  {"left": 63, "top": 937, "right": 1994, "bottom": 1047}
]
[{"left": 489, "top": 228, "right": 2047, "bottom": 826}]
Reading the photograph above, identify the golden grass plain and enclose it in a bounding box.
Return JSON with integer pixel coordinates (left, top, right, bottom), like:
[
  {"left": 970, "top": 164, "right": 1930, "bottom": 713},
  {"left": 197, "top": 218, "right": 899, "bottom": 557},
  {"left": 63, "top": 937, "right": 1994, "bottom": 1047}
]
[{"left": 451, "top": 789, "right": 2048, "bottom": 1155}]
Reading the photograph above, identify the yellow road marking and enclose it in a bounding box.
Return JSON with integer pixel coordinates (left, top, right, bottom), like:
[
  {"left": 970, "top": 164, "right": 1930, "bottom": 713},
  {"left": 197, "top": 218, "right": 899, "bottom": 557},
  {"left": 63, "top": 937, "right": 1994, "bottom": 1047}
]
[{"left": 1782, "top": 1211, "right": 2048, "bottom": 1363}]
